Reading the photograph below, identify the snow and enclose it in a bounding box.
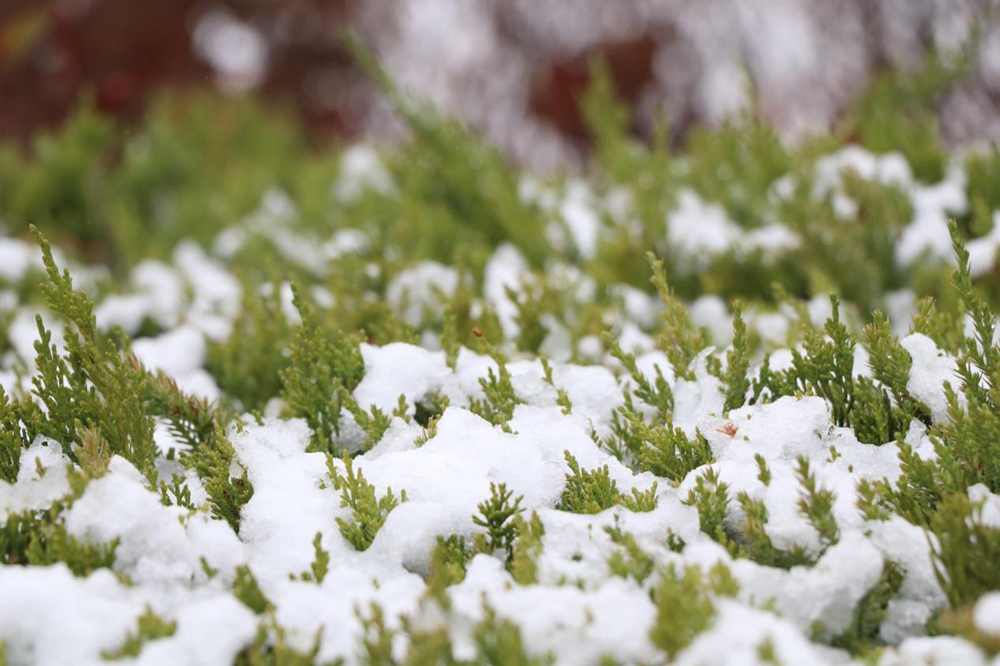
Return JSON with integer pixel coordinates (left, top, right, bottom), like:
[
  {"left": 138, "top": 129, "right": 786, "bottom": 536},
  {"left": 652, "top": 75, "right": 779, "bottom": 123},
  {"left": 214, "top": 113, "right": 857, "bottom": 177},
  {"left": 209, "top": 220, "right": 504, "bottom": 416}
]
[
  {"left": 483, "top": 243, "right": 530, "bottom": 339},
  {"left": 0, "top": 566, "right": 143, "bottom": 664},
  {"left": 132, "top": 260, "right": 186, "bottom": 329},
  {"left": 132, "top": 326, "right": 206, "bottom": 378},
  {"left": 192, "top": 9, "right": 269, "bottom": 93},
  {"left": 559, "top": 181, "right": 602, "bottom": 260},
  {"left": 879, "top": 636, "right": 986, "bottom": 666},
  {"left": 95, "top": 294, "right": 155, "bottom": 335},
  {"left": 671, "top": 352, "right": 726, "bottom": 437},
  {"left": 450, "top": 557, "right": 660, "bottom": 665},
  {"left": 0, "top": 315, "right": 984, "bottom": 662},
  {"left": 895, "top": 161, "right": 969, "bottom": 268},
  {"left": 675, "top": 600, "right": 834, "bottom": 666},
  {"left": 132, "top": 326, "right": 220, "bottom": 402},
  {"left": 3, "top": 136, "right": 998, "bottom": 664},
  {"left": 974, "top": 592, "right": 1000, "bottom": 636},
  {"left": 812, "top": 146, "right": 913, "bottom": 196},
  {"left": 336, "top": 145, "right": 394, "bottom": 201},
  {"left": 900, "top": 333, "right": 960, "bottom": 422},
  {"left": 737, "top": 532, "right": 885, "bottom": 637},
  {"left": 743, "top": 223, "right": 801, "bottom": 256},
  {"left": 667, "top": 189, "right": 742, "bottom": 263},
  {"left": 0, "top": 238, "right": 44, "bottom": 283},
  {"left": 7, "top": 307, "right": 64, "bottom": 365},
  {"left": 966, "top": 211, "right": 1000, "bottom": 278},
  {"left": 867, "top": 517, "right": 949, "bottom": 643},
  {"left": 66, "top": 457, "right": 243, "bottom": 585},
  {"left": 133, "top": 595, "right": 258, "bottom": 666},
  {"left": 0, "top": 440, "right": 73, "bottom": 516},
  {"left": 967, "top": 485, "right": 1000, "bottom": 529},
  {"left": 231, "top": 419, "right": 337, "bottom": 582},
  {"left": 172, "top": 242, "right": 242, "bottom": 341},
  {"left": 270, "top": 568, "right": 424, "bottom": 662},
  {"left": 387, "top": 263, "right": 460, "bottom": 327}
]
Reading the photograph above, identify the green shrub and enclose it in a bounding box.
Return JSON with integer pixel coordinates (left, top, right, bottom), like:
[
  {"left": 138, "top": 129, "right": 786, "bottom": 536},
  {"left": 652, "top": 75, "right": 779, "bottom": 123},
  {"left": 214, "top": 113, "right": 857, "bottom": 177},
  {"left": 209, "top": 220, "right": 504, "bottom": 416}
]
[{"left": 328, "top": 455, "right": 406, "bottom": 551}]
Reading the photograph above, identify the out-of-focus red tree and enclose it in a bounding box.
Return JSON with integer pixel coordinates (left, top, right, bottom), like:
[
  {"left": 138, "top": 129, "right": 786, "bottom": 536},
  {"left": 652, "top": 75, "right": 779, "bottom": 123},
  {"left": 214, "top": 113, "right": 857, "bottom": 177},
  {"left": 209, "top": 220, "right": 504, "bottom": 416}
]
[
  {"left": 0, "top": 0, "right": 665, "bottom": 156},
  {"left": 0, "top": 0, "right": 360, "bottom": 148},
  {"left": 1, "top": 0, "right": 997, "bottom": 164}
]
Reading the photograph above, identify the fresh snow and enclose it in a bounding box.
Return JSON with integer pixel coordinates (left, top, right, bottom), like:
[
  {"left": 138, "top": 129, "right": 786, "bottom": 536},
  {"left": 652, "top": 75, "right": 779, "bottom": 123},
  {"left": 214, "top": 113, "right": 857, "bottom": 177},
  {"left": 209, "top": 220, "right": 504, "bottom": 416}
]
[
  {"left": 0, "top": 326, "right": 968, "bottom": 663},
  {"left": 2, "top": 145, "right": 999, "bottom": 665}
]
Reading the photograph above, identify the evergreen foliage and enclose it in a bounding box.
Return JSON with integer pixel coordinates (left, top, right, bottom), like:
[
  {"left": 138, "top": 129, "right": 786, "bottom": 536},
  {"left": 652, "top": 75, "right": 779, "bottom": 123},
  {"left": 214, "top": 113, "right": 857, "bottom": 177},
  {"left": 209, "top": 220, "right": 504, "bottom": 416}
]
[
  {"left": 0, "top": 36, "right": 998, "bottom": 664},
  {"left": 102, "top": 607, "right": 177, "bottom": 660},
  {"left": 649, "top": 562, "right": 739, "bottom": 659},
  {"left": 472, "top": 483, "right": 523, "bottom": 562},
  {"left": 328, "top": 455, "right": 406, "bottom": 551},
  {"left": 0, "top": 505, "right": 118, "bottom": 576},
  {"left": 280, "top": 285, "right": 365, "bottom": 452},
  {"left": 558, "top": 451, "right": 621, "bottom": 515}
]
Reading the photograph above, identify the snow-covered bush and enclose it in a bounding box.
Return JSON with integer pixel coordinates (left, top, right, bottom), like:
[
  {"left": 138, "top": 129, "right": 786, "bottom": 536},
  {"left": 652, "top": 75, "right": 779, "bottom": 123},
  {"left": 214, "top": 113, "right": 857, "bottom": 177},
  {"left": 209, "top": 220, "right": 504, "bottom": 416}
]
[{"left": 1, "top": 51, "right": 1000, "bottom": 665}]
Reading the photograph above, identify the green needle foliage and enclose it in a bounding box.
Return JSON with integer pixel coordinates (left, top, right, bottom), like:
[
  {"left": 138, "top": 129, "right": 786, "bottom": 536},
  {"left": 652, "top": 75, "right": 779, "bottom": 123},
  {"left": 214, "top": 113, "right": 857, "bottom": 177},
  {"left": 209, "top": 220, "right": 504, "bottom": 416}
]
[
  {"left": 863, "top": 313, "right": 925, "bottom": 416},
  {"left": 233, "top": 565, "right": 272, "bottom": 616},
  {"left": 631, "top": 413, "right": 714, "bottom": 483},
  {"left": 328, "top": 455, "right": 406, "bottom": 551},
  {"left": 879, "top": 226, "right": 1000, "bottom": 534},
  {"left": 605, "top": 336, "right": 674, "bottom": 420},
  {"left": 427, "top": 535, "right": 469, "bottom": 601},
  {"left": 470, "top": 607, "right": 554, "bottom": 666},
  {"left": 103, "top": 607, "right": 177, "bottom": 660},
  {"left": 509, "top": 512, "right": 545, "bottom": 585},
  {"left": 649, "top": 254, "right": 709, "bottom": 381},
  {"left": 605, "top": 524, "right": 656, "bottom": 584},
  {"left": 344, "top": 398, "right": 393, "bottom": 447},
  {"left": 0, "top": 505, "right": 118, "bottom": 576},
  {"left": 280, "top": 284, "right": 365, "bottom": 452},
  {"left": 144, "top": 369, "right": 228, "bottom": 458},
  {"left": 558, "top": 451, "right": 621, "bottom": 515},
  {"left": 650, "top": 562, "right": 739, "bottom": 660},
  {"left": 723, "top": 303, "right": 751, "bottom": 412},
  {"left": 930, "top": 493, "right": 1000, "bottom": 610},
  {"left": 235, "top": 625, "right": 328, "bottom": 666},
  {"left": 0, "top": 388, "right": 35, "bottom": 483},
  {"left": 581, "top": 59, "right": 675, "bottom": 288},
  {"left": 347, "top": 36, "right": 550, "bottom": 271},
  {"left": 183, "top": 433, "right": 253, "bottom": 533},
  {"left": 830, "top": 562, "right": 904, "bottom": 653},
  {"left": 848, "top": 49, "right": 966, "bottom": 184},
  {"left": 208, "top": 282, "right": 293, "bottom": 412},
  {"left": 753, "top": 295, "right": 920, "bottom": 446},
  {"left": 28, "top": 226, "right": 158, "bottom": 482},
  {"left": 620, "top": 483, "right": 659, "bottom": 513},
  {"left": 684, "top": 468, "right": 737, "bottom": 554},
  {"left": 786, "top": 296, "right": 856, "bottom": 427},
  {"left": 293, "top": 532, "right": 331, "bottom": 584},
  {"left": 0, "top": 36, "right": 997, "bottom": 663},
  {"left": 910, "top": 296, "right": 965, "bottom": 356},
  {"left": 686, "top": 107, "right": 792, "bottom": 231},
  {"left": 468, "top": 342, "right": 523, "bottom": 432},
  {"left": 755, "top": 454, "right": 772, "bottom": 486},
  {"left": 795, "top": 456, "right": 840, "bottom": 549},
  {"left": 735, "top": 492, "right": 814, "bottom": 569},
  {"left": 2, "top": 229, "right": 235, "bottom": 498},
  {"left": 472, "top": 483, "right": 524, "bottom": 562},
  {"left": 856, "top": 479, "right": 891, "bottom": 522}
]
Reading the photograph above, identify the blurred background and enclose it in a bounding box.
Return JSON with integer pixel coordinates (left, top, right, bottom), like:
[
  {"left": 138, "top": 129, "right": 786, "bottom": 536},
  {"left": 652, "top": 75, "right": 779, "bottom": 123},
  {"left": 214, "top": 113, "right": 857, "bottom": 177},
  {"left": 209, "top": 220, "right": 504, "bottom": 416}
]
[{"left": 1, "top": 0, "right": 999, "bottom": 168}]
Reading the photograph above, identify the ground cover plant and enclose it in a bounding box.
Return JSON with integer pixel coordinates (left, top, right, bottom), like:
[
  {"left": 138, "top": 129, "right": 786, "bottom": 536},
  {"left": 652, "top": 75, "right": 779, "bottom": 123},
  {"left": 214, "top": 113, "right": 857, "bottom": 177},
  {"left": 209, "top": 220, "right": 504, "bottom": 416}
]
[{"left": 2, "top": 46, "right": 1000, "bottom": 665}]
